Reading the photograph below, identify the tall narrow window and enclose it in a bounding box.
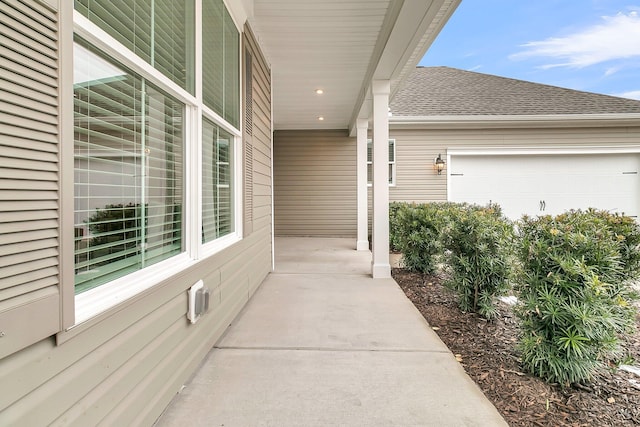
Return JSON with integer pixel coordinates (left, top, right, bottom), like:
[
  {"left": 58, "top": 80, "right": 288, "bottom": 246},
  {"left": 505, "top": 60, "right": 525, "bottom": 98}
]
[
  {"left": 73, "top": 40, "right": 184, "bottom": 294},
  {"left": 367, "top": 139, "right": 396, "bottom": 185},
  {"left": 74, "top": 0, "right": 195, "bottom": 94},
  {"left": 203, "top": 0, "right": 240, "bottom": 128},
  {"left": 202, "top": 119, "right": 234, "bottom": 242}
]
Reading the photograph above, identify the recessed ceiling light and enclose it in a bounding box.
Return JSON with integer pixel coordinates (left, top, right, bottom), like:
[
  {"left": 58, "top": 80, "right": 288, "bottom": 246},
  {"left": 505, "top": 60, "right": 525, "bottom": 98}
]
[
  {"left": 315, "top": 89, "right": 324, "bottom": 95},
  {"left": 318, "top": 116, "right": 325, "bottom": 121}
]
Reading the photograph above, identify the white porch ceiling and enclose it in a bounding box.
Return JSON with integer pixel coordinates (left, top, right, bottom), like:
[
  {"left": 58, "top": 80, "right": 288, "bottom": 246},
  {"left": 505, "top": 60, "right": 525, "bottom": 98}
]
[{"left": 250, "top": 0, "right": 460, "bottom": 132}]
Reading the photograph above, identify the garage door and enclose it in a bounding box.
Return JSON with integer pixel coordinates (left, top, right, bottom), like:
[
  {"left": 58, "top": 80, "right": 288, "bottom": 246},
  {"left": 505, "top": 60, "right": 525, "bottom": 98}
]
[{"left": 449, "top": 153, "right": 639, "bottom": 220}]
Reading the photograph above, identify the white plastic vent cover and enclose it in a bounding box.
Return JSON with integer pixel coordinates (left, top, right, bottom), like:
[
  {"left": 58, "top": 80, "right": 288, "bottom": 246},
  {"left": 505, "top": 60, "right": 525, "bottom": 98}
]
[{"left": 187, "top": 280, "right": 210, "bottom": 324}]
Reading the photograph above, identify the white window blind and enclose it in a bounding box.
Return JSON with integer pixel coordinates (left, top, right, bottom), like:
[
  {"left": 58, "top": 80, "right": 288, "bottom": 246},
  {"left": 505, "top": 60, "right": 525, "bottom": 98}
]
[
  {"left": 73, "top": 39, "right": 184, "bottom": 294},
  {"left": 74, "top": 0, "right": 195, "bottom": 94},
  {"left": 202, "top": 0, "right": 240, "bottom": 128},
  {"left": 202, "top": 118, "right": 234, "bottom": 242}
]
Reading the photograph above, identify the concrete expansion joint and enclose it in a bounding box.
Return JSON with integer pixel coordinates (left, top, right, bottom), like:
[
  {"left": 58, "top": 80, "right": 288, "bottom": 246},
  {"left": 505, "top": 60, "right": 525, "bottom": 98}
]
[
  {"left": 213, "top": 345, "right": 450, "bottom": 354},
  {"left": 271, "top": 272, "right": 373, "bottom": 278}
]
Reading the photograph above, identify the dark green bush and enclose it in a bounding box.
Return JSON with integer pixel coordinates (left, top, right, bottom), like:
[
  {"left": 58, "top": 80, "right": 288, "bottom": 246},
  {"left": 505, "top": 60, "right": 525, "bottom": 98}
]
[
  {"left": 441, "top": 203, "right": 514, "bottom": 319},
  {"left": 389, "top": 202, "right": 406, "bottom": 252},
  {"left": 393, "top": 203, "right": 442, "bottom": 274},
  {"left": 588, "top": 209, "right": 640, "bottom": 280},
  {"left": 516, "top": 210, "right": 639, "bottom": 386}
]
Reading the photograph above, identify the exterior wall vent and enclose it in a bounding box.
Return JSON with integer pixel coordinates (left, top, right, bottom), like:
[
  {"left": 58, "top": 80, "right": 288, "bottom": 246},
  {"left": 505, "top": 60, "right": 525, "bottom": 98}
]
[{"left": 187, "top": 280, "right": 210, "bottom": 324}]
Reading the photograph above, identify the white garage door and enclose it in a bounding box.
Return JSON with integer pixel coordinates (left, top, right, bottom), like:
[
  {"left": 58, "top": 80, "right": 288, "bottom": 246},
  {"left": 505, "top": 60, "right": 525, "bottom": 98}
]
[{"left": 449, "top": 153, "right": 639, "bottom": 221}]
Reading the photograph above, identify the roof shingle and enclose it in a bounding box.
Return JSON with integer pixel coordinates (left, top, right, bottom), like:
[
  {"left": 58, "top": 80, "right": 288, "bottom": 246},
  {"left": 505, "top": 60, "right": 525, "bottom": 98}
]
[{"left": 390, "top": 66, "right": 640, "bottom": 117}]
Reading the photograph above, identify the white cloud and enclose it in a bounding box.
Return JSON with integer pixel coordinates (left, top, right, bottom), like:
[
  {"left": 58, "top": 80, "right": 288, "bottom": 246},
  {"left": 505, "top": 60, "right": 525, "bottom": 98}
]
[
  {"left": 510, "top": 11, "right": 640, "bottom": 68},
  {"left": 613, "top": 90, "right": 640, "bottom": 100},
  {"left": 604, "top": 66, "right": 620, "bottom": 77}
]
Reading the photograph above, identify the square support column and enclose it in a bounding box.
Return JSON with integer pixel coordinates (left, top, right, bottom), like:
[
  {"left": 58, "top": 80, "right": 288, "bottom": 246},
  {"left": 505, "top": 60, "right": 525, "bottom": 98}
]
[
  {"left": 356, "top": 118, "right": 369, "bottom": 251},
  {"left": 371, "top": 80, "right": 391, "bottom": 278}
]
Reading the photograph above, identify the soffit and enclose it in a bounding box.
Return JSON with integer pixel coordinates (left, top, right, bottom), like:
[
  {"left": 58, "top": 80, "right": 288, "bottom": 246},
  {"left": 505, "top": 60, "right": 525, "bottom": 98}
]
[{"left": 250, "top": 0, "right": 460, "bottom": 131}]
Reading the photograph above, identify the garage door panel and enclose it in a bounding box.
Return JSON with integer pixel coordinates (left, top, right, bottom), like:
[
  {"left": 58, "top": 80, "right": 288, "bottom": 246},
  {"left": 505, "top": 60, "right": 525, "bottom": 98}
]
[{"left": 450, "top": 153, "right": 639, "bottom": 220}]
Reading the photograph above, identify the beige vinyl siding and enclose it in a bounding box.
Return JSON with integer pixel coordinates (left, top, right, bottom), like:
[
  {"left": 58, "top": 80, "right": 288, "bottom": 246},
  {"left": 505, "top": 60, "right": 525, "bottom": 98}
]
[
  {"left": 0, "top": 21, "right": 273, "bottom": 427},
  {"left": 0, "top": 0, "right": 61, "bottom": 359},
  {"left": 388, "top": 126, "right": 640, "bottom": 204},
  {"left": 274, "top": 130, "right": 356, "bottom": 237},
  {"left": 244, "top": 23, "right": 272, "bottom": 240},
  {"left": 274, "top": 125, "right": 640, "bottom": 237}
]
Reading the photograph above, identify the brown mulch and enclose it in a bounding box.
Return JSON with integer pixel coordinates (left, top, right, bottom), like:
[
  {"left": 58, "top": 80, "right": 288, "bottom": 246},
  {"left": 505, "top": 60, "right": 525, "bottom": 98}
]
[{"left": 393, "top": 268, "right": 640, "bottom": 427}]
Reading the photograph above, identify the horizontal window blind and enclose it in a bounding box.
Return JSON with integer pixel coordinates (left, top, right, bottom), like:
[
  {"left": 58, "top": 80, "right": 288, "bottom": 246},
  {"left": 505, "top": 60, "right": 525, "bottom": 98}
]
[
  {"left": 74, "top": 0, "right": 195, "bottom": 94},
  {"left": 74, "top": 39, "right": 184, "bottom": 293},
  {"left": 203, "top": 0, "right": 239, "bottom": 128},
  {"left": 202, "top": 118, "right": 234, "bottom": 243}
]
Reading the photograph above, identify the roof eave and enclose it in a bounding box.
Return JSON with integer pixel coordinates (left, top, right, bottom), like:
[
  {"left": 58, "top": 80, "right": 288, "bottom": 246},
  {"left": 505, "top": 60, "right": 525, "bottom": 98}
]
[
  {"left": 389, "top": 113, "right": 640, "bottom": 129},
  {"left": 348, "top": 0, "right": 461, "bottom": 136}
]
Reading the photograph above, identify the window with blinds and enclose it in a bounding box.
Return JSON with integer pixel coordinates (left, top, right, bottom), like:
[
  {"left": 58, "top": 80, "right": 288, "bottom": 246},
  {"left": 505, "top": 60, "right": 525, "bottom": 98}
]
[
  {"left": 367, "top": 139, "right": 396, "bottom": 185},
  {"left": 203, "top": 0, "right": 240, "bottom": 128},
  {"left": 73, "top": 39, "right": 184, "bottom": 294},
  {"left": 74, "top": 0, "right": 195, "bottom": 94},
  {"left": 202, "top": 118, "right": 234, "bottom": 243}
]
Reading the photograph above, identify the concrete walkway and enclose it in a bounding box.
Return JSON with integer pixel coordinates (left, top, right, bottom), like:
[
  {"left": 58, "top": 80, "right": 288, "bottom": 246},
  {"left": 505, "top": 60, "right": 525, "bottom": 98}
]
[{"left": 155, "top": 238, "right": 507, "bottom": 426}]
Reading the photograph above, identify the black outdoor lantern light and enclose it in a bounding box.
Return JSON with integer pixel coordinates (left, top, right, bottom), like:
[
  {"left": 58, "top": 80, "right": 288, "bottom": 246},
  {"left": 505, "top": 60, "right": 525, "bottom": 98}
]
[{"left": 434, "top": 153, "right": 445, "bottom": 175}]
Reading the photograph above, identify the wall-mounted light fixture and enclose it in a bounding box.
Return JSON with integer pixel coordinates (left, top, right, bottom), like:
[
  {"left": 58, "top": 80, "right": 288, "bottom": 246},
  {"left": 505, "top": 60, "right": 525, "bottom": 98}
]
[{"left": 434, "top": 153, "right": 445, "bottom": 175}]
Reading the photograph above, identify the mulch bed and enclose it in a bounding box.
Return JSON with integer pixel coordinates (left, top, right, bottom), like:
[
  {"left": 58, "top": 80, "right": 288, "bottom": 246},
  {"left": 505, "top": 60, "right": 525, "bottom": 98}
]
[{"left": 393, "top": 268, "right": 640, "bottom": 426}]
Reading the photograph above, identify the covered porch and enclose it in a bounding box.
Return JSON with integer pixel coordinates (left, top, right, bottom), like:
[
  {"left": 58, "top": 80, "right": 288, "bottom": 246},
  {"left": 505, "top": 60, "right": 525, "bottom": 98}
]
[
  {"left": 155, "top": 238, "right": 506, "bottom": 426},
  {"left": 256, "top": 0, "right": 462, "bottom": 278}
]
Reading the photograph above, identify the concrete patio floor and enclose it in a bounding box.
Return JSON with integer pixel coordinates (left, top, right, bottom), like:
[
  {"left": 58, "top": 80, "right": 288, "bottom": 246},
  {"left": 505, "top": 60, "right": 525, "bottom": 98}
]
[{"left": 154, "top": 237, "right": 507, "bottom": 426}]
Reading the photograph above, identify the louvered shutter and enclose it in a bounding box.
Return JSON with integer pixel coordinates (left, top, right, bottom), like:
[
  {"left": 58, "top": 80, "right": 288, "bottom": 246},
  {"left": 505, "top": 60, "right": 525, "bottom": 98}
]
[
  {"left": 242, "top": 45, "right": 254, "bottom": 236},
  {"left": 0, "top": 0, "right": 62, "bottom": 358}
]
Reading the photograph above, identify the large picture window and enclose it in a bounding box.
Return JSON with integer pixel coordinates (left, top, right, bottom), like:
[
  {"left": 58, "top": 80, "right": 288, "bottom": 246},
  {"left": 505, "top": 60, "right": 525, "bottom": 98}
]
[
  {"left": 74, "top": 0, "right": 195, "bottom": 94},
  {"left": 73, "top": 40, "right": 184, "bottom": 294},
  {"left": 202, "top": 119, "right": 234, "bottom": 243},
  {"left": 367, "top": 139, "right": 396, "bottom": 185},
  {"left": 72, "top": 1, "right": 241, "bottom": 315}
]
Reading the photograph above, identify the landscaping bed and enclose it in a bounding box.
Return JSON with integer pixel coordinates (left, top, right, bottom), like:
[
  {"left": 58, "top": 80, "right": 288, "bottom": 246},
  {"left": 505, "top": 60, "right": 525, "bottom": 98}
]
[{"left": 393, "top": 268, "right": 640, "bottom": 427}]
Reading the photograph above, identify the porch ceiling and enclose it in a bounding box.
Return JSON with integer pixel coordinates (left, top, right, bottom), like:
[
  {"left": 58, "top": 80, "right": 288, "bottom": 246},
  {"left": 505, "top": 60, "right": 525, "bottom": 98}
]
[{"left": 250, "top": 0, "right": 460, "bottom": 133}]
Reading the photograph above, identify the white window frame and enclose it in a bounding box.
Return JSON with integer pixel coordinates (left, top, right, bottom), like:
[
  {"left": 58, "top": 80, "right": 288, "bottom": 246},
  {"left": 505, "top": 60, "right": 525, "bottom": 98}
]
[
  {"left": 367, "top": 138, "right": 396, "bottom": 187},
  {"left": 70, "top": 3, "right": 243, "bottom": 325}
]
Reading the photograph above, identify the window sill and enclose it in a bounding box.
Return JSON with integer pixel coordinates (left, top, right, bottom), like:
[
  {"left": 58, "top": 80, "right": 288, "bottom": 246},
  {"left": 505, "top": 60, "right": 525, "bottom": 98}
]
[
  {"left": 201, "top": 233, "right": 242, "bottom": 260},
  {"left": 68, "top": 233, "right": 241, "bottom": 329},
  {"left": 57, "top": 233, "right": 243, "bottom": 345},
  {"left": 73, "top": 252, "right": 193, "bottom": 325}
]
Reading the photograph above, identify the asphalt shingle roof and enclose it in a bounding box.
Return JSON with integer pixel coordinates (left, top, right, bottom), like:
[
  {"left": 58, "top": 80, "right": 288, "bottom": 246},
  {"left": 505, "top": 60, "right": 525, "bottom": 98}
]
[{"left": 390, "top": 66, "right": 640, "bottom": 117}]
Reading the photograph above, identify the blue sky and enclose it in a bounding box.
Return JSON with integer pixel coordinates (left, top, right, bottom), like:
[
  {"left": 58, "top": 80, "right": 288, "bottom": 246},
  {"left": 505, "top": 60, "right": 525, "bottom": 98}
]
[{"left": 419, "top": 1, "right": 640, "bottom": 100}]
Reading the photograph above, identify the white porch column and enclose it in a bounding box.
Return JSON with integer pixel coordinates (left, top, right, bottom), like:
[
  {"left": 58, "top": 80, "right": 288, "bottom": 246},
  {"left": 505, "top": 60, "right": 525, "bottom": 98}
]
[
  {"left": 371, "top": 80, "right": 391, "bottom": 278},
  {"left": 356, "top": 118, "right": 369, "bottom": 251}
]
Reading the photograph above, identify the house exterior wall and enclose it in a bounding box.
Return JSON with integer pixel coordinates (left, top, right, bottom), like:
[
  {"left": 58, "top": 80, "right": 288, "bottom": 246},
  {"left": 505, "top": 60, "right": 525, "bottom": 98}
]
[
  {"left": 272, "top": 124, "right": 640, "bottom": 239},
  {"left": 388, "top": 126, "right": 640, "bottom": 204},
  {"left": 274, "top": 130, "right": 356, "bottom": 237},
  {"left": 0, "top": 3, "right": 272, "bottom": 426}
]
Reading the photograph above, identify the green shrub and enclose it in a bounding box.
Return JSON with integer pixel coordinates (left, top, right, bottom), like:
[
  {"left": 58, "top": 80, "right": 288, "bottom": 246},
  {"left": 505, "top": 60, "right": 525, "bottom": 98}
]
[
  {"left": 516, "top": 210, "right": 639, "bottom": 386},
  {"left": 389, "top": 202, "right": 407, "bottom": 252},
  {"left": 441, "top": 203, "right": 514, "bottom": 319},
  {"left": 393, "top": 203, "right": 442, "bottom": 274},
  {"left": 588, "top": 209, "right": 640, "bottom": 280}
]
